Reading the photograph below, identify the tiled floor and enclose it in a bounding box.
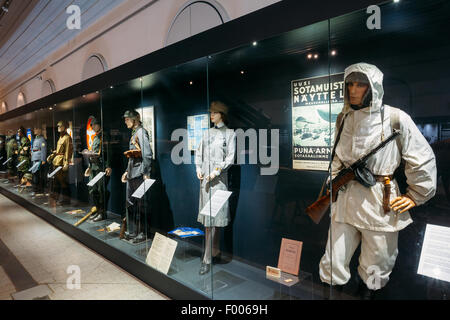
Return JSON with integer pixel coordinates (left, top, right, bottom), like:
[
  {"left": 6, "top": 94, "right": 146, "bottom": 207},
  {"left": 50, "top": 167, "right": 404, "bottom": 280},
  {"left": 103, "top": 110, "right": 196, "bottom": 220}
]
[{"left": 0, "top": 193, "right": 169, "bottom": 300}]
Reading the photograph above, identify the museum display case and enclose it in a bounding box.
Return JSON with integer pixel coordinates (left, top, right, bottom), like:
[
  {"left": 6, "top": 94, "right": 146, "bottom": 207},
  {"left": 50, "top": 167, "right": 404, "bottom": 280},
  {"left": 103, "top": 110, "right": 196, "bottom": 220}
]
[{"left": 1, "top": 0, "right": 449, "bottom": 300}]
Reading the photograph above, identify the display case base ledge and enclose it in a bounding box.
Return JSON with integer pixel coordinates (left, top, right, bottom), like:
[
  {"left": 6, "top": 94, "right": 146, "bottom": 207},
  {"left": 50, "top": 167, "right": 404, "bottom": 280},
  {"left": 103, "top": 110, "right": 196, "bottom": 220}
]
[{"left": 0, "top": 186, "right": 209, "bottom": 300}]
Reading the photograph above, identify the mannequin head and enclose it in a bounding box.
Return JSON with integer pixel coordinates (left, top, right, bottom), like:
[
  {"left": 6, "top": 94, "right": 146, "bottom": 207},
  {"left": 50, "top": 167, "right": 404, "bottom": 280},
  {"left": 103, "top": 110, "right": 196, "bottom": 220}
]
[
  {"left": 123, "top": 110, "right": 140, "bottom": 129},
  {"left": 17, "top": 126, "right": 25, "bottom": 137},
  {"left": 89, "top": 116, "right": 101, "bottom": 133},
  {"left": 345, "top": 72, "right": 372, "bottom": 108},
  {"left": 34, "top": 127, "right": 42, "bottom": 136},
  {"left": 347, "top": 81, "right": 369, "bottom": 106},
  {"left": 57, "top": 121, "right": 68, "bottom": 134},
  {"left": 209, "top": 101, "right": 229, "bottom": 126}
]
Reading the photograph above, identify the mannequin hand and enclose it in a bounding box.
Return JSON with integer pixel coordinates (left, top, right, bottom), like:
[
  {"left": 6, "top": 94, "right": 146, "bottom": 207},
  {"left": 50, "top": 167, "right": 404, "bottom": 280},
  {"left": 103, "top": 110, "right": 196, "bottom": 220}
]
[
  {"left": 143, "top": 175, "right": 150, "bottom": 180},
  {"left": 84, "top": 167, "right": 91, "bottom": 177},
  {"left": 42, "top": 161, "right": 46, "bottom": 165},
  {"left": 105, "top": 168, "right": 112, "bottom": 176},
  {"left": 63, "top": 164, "right": 69, "bottom": 172},
  {"left": 206, "top": 171, "right": 218, "bottom": 182},
  {"left": 197, "top": 171, "right": 204, "bottom": 180},
  {"left": 121, "top": 172, "right": 128, "bottom": 183},
  {"left": 390, "top": 195, "right": 416, "bottom": 214}
]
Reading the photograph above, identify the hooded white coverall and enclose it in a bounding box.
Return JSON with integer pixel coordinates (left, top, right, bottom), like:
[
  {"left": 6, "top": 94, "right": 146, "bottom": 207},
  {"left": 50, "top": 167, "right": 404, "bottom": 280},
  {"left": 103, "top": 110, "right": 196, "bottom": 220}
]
[{"left": 319, "top": 63, "right": 437, "bottom": 289}]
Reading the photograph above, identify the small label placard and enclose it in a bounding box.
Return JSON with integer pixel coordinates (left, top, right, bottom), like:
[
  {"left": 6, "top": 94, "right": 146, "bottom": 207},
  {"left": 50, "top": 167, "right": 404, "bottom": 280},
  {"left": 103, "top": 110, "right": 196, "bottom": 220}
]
[
  {"left": 417, "top": 224, "right": 450, "bottom": 282},
  {"left": 29, "top": 161, "right": 41, "bottom": 173},
  {"left": 131, "top": 179, "right": 156, "bottom": 199},
  {"left": 266, "top": 266, "right": 281, "bottom": 279},
  {"left": 146, "top": 232, "right": 178, "bottom": 275},
  {"left": 278, "top": 238, "right": 303, "bottom": 276},
  {"left": 87, "top": 172, "right": 106, "bottom": 187},
  {"left": 16, "top": 159, "right": 26, "bottom": 168},
  {"left": 199, "top": 190, "right": 232, "bottom": 218},
  {"left": 48, "top": 166, "right": 62, "bottom": 178}
]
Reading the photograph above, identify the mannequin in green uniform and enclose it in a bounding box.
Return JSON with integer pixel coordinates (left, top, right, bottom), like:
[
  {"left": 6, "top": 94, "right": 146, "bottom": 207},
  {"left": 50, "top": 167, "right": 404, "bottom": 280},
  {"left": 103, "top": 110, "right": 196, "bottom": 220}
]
[
  {"left": 17, "top": 127, "right": 32, "bottom": 186},
  {"left": 5, "top": 129, "right": 18, "bottom": 182},
  {"left": 84, "top": 116, "right": 112, "bottom": 222}
]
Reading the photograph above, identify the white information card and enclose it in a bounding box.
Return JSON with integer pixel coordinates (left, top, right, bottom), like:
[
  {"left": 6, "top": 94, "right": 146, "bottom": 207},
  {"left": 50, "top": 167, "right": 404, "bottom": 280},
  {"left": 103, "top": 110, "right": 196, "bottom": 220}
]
[
  {"left": 29, "top": 161, "right": 41, "bottom": 173},
  {"left": 87, "top": 172, "right": 106, "bottom": 187},
  {"left": 417, "top": 224, "right": 450, "bottom": 283},
  {"left": 146, "top": 232, "right": 178, "bottom": 275},
  {"left": 47, "top": 166, "right": 62, "bottom": 178},
  {"left": 131, "top": 179, "right": 156, "bottom": 199},
  {"left": 200, "top": 190, "right": 232, "bottom": 218},
  {"left": 16, "top": 159, "right": 27, "bottom": 168}
]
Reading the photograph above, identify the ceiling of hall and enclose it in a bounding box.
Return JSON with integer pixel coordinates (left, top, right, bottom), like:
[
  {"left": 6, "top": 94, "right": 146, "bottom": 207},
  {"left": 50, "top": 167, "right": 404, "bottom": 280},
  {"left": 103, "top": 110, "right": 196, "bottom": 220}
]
[{"left": 0, "top": 0, "right": 126, "bottom": 93}]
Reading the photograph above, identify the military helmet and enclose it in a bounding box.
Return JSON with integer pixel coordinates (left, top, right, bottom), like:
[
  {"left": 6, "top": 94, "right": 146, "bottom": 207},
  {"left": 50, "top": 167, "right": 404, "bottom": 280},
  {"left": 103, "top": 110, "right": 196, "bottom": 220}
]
[
  {"left": 24, "top": 173, "right": 33, "bottom": 181},
  {"left": 88, "top": 116, "right": 101, "bottom": 126},
  {"left": 122, "top": 110, "right": 140, "bottom": 120}
]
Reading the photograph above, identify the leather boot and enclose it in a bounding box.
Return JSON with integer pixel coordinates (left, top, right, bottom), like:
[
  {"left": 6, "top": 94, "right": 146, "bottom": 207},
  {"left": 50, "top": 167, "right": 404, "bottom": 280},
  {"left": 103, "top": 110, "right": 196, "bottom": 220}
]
[{"left": 93, "top": 211, "right": 105, "bottom": 222}]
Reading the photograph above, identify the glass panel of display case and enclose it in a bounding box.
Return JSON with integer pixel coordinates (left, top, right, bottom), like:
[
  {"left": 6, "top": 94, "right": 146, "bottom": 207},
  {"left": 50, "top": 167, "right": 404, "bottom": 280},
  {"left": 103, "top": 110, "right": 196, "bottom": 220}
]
[
  {"left": 33, "top": 95, "right": 101, "bottom": 233},
  {"left": 100, "top": 78, "right": 153, "bottom": 261},
  {"left": 205, "top": 19, "right": 332, "bottom": 300},
  {"left": 0, "top": 112, "right": 50, "bottom": 199},
  {"left": 139, "top": 57, "right": 212, "bottom": 298},
  {"left": 24, "top": 107, "right": 55, "bottom": 206},
  {"left": 327, "top": 0, "right": 450, "bottom": 299},
  {"left": 0, "top": 122, "right": 6, "bottom": 179},
  {"left": 0, "top": 115, "right": 30, "bottom": 189},
  {"left": 71, "top": 91, "right": 107, "bottom": 240}
]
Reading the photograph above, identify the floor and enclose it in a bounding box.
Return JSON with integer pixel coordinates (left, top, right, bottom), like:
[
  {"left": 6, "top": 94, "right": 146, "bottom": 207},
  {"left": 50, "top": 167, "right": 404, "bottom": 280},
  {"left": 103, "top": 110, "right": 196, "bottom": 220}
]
[{"left": 0, "top": 193, "right": 170, "bottom": 300}]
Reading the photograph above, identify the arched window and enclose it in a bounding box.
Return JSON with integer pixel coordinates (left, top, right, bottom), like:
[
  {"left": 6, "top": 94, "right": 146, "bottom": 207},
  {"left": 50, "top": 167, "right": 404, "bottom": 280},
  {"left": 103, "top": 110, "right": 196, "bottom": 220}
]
[
  {"left": 165, "top": 0, "right": 229, "bottom": 46},
  {"left": 1, "top": 101, "right": 7, "bottom": 114},
  {"left": 82, "top": 54, "right": 108, "bottom": 81},
  {"left": 42, "top": 79, "right": 56, "bottom": 97},
  {"left": 17, "top": 92, "right": 26, "bottom": 107}
]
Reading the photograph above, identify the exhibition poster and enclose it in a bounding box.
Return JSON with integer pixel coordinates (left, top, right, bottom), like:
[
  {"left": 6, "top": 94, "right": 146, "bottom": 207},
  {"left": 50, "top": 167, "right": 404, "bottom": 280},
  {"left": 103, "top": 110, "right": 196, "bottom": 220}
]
[{"left": 292, "top": 73, "right": 344, "bottom": 171}]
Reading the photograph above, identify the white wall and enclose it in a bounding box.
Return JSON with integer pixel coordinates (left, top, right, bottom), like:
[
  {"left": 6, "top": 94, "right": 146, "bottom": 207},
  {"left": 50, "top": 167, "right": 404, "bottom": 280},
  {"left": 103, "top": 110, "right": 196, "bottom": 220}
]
[{"left": 0, "top": 0, "right": 280, "bottom": 113}]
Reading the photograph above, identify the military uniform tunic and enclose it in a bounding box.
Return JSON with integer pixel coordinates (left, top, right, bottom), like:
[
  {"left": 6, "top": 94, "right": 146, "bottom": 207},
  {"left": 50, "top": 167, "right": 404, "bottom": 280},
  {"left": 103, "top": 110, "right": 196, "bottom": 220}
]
[
  {"left": 49, "top": 132, "right": 73, "bottom": 202},
  {"left": 88, "top": 132, "right": 110, "bottom": 214},
  {"left": 17, "top": 136, "right": 31, "bottom": 174},
  {"left": 125, "top": 126, "right": 153, "bottom": 236},
  {"left": 5, "top": 136, "right": 18, "bottom": 176},
  {"left": 195, "top": 122, "right": 236, "bottom": 227},
  {"left": 31, "top": 135, "right": 47, "bottom": 193}
]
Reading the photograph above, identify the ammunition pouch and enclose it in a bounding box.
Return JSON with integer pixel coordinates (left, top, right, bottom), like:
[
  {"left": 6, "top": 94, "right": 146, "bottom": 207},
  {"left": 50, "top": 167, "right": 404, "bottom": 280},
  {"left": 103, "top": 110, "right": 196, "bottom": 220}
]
[{"left": 354, "top": 165, "right": 376, "bottom": 188}]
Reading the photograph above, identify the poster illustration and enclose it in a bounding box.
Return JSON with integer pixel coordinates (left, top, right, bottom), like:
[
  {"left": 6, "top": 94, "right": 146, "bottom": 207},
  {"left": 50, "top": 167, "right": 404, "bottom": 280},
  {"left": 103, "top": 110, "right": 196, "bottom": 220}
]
[
  {"left": 187, "top": 114, "right": 209, "bottom": 151},
  {"left": 135, "top": 106, "right": 155, "bottom": 159},
  {"left": 292, "top": 73, "right": 344, "bottom": 171}
]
